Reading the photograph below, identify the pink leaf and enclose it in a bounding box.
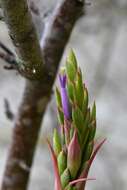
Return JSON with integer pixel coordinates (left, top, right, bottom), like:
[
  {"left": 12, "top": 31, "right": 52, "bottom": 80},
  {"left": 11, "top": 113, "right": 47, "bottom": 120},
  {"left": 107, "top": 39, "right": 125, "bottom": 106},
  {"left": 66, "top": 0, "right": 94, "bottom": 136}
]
[
  {"left": 69, "top": 177, "right": 96, "bottom": 185},
  {"left": 76, "top": 138, "right": 106, "bottom": 190},
  {"left": 47, "top": 139, "right": 62, "bottom": 190}
]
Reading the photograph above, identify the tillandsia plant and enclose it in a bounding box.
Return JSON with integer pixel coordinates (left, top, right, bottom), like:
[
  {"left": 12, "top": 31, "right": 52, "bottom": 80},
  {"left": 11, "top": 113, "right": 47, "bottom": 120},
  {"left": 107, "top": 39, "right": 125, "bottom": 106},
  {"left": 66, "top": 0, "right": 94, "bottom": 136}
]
[{"left": 47, "top": 50, "right": 106, "bottom": 190}]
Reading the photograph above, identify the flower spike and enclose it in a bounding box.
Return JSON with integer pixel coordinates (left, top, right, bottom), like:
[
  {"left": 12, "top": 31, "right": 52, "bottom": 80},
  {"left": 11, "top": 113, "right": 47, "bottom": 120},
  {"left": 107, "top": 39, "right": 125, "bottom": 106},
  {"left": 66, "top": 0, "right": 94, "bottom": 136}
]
[{"left": 49, "top": 51, "right": 106, "bottom": 190}]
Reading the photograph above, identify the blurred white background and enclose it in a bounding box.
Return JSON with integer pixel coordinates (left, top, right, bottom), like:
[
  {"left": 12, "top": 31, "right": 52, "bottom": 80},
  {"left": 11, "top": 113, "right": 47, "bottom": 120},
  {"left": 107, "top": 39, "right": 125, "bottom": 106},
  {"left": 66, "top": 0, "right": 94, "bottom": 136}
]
[{"left": 0, "top": 0, "right": 127, "bottom": 190}]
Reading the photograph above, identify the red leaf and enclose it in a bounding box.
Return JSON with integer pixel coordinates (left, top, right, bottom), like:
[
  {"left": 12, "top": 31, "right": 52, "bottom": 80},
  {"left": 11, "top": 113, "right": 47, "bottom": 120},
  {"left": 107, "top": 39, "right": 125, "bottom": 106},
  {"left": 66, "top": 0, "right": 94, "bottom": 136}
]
[
  {"left": 47, "top": 139, "right": 62, "bottom": 190},
  {"left": 76, "top": 138, "right": 106, "bottom": 190},
  {"left": 69, "top": 177, "right": 96, "bottom": 185}
]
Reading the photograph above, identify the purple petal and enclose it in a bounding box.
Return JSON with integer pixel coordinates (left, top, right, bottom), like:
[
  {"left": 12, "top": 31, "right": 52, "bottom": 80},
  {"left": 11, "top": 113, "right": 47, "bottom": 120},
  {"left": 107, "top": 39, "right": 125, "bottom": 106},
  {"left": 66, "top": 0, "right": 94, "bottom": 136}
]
[
  {"left": 59, "top": 74, "right": 70, "bottom": 119},
  {"left": 59, "top": 74, "right": 66, "bottom": 88}
]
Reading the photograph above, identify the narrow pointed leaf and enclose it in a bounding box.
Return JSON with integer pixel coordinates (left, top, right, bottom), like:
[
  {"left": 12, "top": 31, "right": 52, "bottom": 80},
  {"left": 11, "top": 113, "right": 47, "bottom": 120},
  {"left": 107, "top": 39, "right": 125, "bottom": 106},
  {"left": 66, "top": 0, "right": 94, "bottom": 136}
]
[
  {"left": 57, "top": 150, "right": 67, "bottom": 175},
  {"left": 47, "top": 140, "right": 62, "bottom": 190},
  {"left": 82, "top": 128, "right": 89, "bottom": 150},
  {"left": 64, "top": 119, "right": 71, "bottom": 146},
  {"left": 53, "top": 128, "right": 62, "bottom": 156},
  {"left": 66, "top": 50, "right": 77, "bottom": 82},
  {"left": 57, "top": 107, "right": 64, "bottom": 125},
  {"left": 67, "top": 49, "right": 78, "bottom": 69},
  {"left": 67, "top": 81, "right": 75, "bottom": 102},
  {"left": 82, "top": 141, "right": 94, "bottom": 162},
  {"left": 82, "top": 88, "right": 88, "bottom": 115},
  {"left": 61, "top": 168, "right": 70, "bottom": 189},
  {"left": 55, "top": 87, "right": 62, "bottom": 108},
  {"left": 76, "top": 138, "right": 106, "bottom": 190},
  {"left": 74, "top": 69, "right": 84, "bottom": 109},
  {"left": 88, "top": 120, "right": 96, "bottom": 142},
  {"left": 69, "top": 177, "right": 96, "bottom": 185},
  {"left": 83, "top": 109, "right": 90, "bottom": 131},
  {"left": 72, "top": 106, "right": 84, "bottom": 134},
  {"left": 91, "top": 101, "right": 96, "bottom": 121}
]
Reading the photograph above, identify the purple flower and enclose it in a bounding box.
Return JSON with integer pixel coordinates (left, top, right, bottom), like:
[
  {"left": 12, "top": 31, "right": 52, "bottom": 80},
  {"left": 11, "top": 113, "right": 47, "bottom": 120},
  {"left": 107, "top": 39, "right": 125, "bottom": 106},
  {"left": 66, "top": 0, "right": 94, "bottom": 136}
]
[{"left": 59, "top": 74, "right": 70, "bottom": 119}]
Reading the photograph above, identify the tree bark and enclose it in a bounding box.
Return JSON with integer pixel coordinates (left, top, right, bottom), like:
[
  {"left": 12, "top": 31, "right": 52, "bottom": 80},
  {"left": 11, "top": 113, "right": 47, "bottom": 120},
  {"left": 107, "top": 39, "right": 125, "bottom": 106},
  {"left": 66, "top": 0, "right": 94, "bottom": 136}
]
[{"left": 1, "top": 0, "right": 85, "bottom": 190}]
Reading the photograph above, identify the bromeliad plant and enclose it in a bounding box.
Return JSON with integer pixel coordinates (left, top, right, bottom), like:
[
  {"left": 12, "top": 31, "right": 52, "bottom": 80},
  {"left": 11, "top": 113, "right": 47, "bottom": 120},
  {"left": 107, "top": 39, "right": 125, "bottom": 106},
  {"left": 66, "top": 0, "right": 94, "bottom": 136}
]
[{"left": 47, "top": 50, "right": 106, "bottom": 190}]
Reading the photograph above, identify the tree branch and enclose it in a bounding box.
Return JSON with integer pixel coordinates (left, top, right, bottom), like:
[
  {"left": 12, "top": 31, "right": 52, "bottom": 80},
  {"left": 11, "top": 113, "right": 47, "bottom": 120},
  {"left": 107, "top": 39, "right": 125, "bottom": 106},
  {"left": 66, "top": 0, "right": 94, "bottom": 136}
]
[
  {"left": 1, "top": 0, "right": 44, "bottom": 80},
  {"left": 4, "top": 98, "right": 15, "bottom": 121},
  {"left": 0, "top": 41, "right": 18, "bottom": 69},
  {"left": 40, "top": 0, "right": 84, "bottom": 77},
  {"left": 1, "top": 0, "right": 85, "bottom": 190}
]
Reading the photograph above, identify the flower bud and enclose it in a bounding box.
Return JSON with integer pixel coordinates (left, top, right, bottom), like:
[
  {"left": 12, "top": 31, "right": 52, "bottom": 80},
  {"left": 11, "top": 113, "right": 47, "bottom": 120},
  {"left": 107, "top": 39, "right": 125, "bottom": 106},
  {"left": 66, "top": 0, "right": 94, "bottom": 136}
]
[{"left": 67, "top": 129, "right": 81, "bottom": 179}]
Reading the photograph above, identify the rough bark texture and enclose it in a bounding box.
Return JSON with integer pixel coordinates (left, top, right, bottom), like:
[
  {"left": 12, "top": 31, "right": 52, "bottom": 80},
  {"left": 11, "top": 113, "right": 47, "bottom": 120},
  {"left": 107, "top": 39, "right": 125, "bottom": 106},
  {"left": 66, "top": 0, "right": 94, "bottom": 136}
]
[
  {"left": 1, "top": 0, "right": 85, "bottom": 190},
  {"left": 1, "top": 0, "right": 44, "bottom": 80}
]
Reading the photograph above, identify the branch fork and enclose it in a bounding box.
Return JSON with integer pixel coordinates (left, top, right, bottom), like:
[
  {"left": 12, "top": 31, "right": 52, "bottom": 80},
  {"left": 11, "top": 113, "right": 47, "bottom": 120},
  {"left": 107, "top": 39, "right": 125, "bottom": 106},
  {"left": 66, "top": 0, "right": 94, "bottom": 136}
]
[{"left": 0, "top": 0, "right": 86, "bottom": 190}]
